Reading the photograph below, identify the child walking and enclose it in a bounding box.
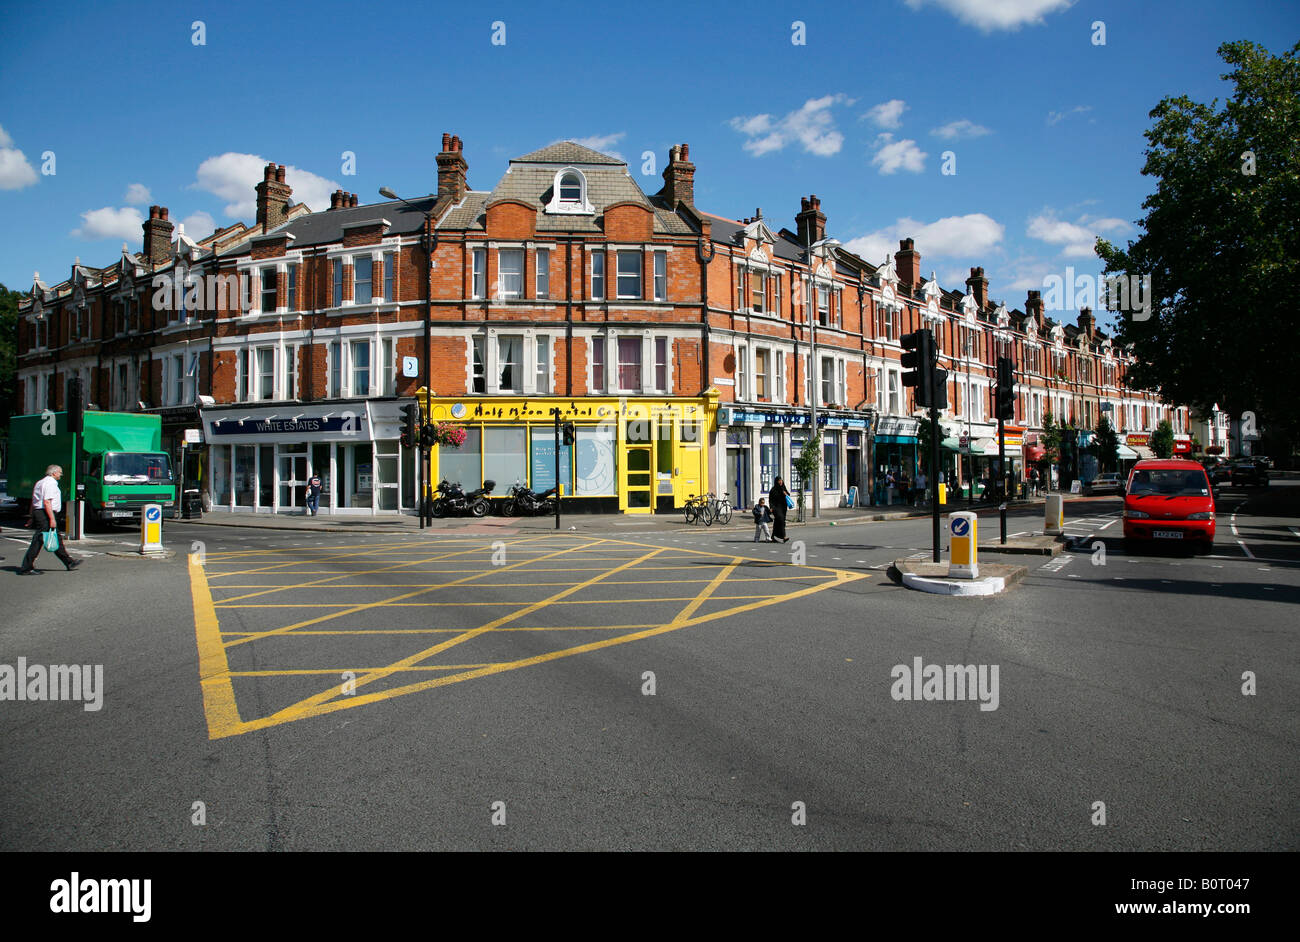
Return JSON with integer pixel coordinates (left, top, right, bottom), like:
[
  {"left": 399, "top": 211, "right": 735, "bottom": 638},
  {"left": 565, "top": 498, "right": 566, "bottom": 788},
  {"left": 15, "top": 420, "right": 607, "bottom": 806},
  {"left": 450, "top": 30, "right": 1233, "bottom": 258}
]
[{"left": 753, "top": 498, "right": 773, "bottom": 542}]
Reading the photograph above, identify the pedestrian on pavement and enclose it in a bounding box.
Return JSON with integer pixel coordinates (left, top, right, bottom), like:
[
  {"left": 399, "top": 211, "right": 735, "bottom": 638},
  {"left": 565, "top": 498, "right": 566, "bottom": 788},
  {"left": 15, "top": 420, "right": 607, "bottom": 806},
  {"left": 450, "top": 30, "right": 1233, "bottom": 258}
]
[
  {"left": 753, "top": 498, "right": 773, "bottom": 542},
  {"left": 768, "top": 477, "right": 791, "bottom": 543},
  {"left": 914, "top": 469, "right": 928, "bottom": 507},
  {"left": 18, "top": 464, "right": 80, "bottom": 575},
  {"left": 305, "top": 470, "right": 323, "bottom": 516},
  {"left": 1028, "top": 466, "right": 1040, "bottom": 497}
]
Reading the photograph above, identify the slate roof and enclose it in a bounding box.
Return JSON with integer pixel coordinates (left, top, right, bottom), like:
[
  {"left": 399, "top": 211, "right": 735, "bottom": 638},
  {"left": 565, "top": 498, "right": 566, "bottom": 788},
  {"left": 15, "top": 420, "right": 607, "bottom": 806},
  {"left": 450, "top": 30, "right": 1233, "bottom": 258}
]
[
  {"left": 221, "top": 195, "right": 441, "bottom": 256},
  {"left": 512, "top": 141, "right": 625, "bottom": 165}
]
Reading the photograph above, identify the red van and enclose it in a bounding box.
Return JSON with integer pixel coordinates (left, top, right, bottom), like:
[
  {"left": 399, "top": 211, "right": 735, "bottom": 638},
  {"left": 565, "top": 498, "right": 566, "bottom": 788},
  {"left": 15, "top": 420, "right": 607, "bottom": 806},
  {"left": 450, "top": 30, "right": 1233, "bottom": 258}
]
[{"left": 1123, "top": 459, "right": 1216, "bottom": 552}]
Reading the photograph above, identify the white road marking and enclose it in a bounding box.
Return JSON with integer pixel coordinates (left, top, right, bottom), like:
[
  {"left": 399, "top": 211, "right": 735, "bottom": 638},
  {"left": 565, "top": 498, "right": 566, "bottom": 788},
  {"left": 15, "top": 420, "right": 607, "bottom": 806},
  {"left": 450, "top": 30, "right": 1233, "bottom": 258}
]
[
  {"left": 1237, "top": 541, "right": 1255, "bottom": 559},
  {"left": 1099, "top": 520, "right": 1118, "bottom": 530}
]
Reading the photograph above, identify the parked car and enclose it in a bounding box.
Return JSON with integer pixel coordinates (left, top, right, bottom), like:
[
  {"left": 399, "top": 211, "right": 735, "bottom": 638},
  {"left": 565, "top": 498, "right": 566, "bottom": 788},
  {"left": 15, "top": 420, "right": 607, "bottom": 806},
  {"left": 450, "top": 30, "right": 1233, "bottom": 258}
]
[
  {"left": 1123, "top": 459, "right": 1216, "bottom": 553},
  {"left": 1229, "top": 458, "right": 1269, "bottom": 487},
  {"left": 1083, "top": 472, "right": 1123, "bottom": 496},
  {"left": 0, "top": 477, "right": 19, "bottom": 515},
  {"left": 1202, "top": 458, "right": 1232, "bottom": 484}
]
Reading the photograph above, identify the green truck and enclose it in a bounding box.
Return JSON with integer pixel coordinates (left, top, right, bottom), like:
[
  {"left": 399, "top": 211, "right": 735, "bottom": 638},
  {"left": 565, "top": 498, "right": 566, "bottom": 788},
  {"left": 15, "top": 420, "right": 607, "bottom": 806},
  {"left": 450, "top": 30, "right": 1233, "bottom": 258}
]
[{"left": 8, "top": 411, "right": 176, "bottom": 524}]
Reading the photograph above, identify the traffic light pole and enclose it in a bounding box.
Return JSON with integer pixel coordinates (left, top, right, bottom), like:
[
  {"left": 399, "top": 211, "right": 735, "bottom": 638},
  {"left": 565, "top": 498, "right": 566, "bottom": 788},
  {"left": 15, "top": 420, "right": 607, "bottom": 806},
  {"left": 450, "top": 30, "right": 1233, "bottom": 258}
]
[
  {"left": 553, "top": 409, "right": 561, "bottom": 530},
  {"left": 930, "top": 402, "right": 941, "bottom": 562},
  {"left": 999, "top": 416, "right": 1007, "bottom": 544}
]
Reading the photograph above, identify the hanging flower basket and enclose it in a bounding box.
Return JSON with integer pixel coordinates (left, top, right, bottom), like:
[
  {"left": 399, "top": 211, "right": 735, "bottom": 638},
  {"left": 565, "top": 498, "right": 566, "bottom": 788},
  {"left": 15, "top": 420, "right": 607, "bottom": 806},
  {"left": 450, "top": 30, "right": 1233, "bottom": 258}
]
[{"left": 430, "top": 422, "right": 467, "bottom": 448}]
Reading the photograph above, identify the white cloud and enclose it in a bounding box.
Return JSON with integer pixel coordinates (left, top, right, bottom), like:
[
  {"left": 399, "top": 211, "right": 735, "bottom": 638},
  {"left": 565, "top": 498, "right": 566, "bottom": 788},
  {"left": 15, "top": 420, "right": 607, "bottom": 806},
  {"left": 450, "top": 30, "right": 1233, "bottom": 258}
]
[
  {"left": 870, "top": 133, "right": 927, "bottom": 174},
  {"left": 863, "top": 99, "right": 907, "bottom": 129},
  {"left": 1003, "top": 259, "right": 1057, "bottom": 293},
  {"left": 567, "top": 133, "right": 626, "bottom": 160},
  {"left": 843, "top": 213, "right": 1005, "bottom": 266},
  {"left": 1028, "top": 211, "right": 1127, "bottom": 257},
  {"left": 931, "top": 119, "right": 992, "bottom": 140},
  {"left": 71, "top": 206, "right": 145, "bottom": 242},
  {"left": 729, "top": 95, "right": 848, "bottom": 157},
  {"left": 1046, "top": 105, "right": 1093, "bottom": 126},
  {"left": 904, "top": 0, "right": 1075, "bottom": 32},
  {"left": 180, "top": 210, "right": 217, "bottom": 240},
  {"left": 0, "top": 123, "right": 38, "bottom": 190},
  {"left": 192, "top": 152, "right": 341, "bottom": 217},
  {"left": 124, "top": 183, "right": 151, "bottom": 205}
]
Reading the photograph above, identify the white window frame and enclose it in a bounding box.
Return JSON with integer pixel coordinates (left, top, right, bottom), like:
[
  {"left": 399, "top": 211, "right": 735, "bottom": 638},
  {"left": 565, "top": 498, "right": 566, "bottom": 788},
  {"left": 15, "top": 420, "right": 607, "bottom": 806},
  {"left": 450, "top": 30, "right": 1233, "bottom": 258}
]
[
  {"left": 254, "top": 345, "right": 276, "bottom": 402},
  {"left": 536, "top": 335, "right": 551, "bottom": 393},
  {"left": 498, "top": 248, "right": 524, "bottom": 300},
  {"left": 353, "top": 254, "right": 374, "bottom": 305},
  {"left": 471, "top": 248, "right": 486, "bottom": 300},
  {"left": 497, "top": 334, "right": 524, "bottom": 393},
  {"left": 615, "top": 250, "right": 641, "bottom": 300},
  {"left": 614, "top": 335, "right": 642, "bottom": 393},
  {"left": 653, "top": 251, "right": 667, "bottom": 301},
  {"left": 536, "top": 248, "right": 550, "bottom": 300},
  {"left": 590, "top": 335, "right": 606, "bottom": 393},
  {"left": 591, "top": 251, "right": 605, "bottom": 300},
  {"left": 284, "top": 344, "right": 298, "bottom": 400},
  {"left": 545, "top": 167, "right": 594, "bottom": 215},
  {"left": 653, "top": 337, "right": 668, "bottom": 393},
  {"left": 774, "top": 349, "right": 786, "bottom": 404},
  {"left": 381, "top": 337, "right": 394, "bottom": 396},
  {"left": 348, "top": 339, "right": 373, "bottom": 397}
]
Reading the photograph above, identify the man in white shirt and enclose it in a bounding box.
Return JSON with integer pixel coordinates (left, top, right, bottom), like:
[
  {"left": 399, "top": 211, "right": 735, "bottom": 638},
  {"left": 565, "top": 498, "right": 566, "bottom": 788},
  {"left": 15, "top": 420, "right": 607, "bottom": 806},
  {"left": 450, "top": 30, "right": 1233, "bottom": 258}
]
[{"left": 18, "top": 464, "right": 80, "bottom": 575}]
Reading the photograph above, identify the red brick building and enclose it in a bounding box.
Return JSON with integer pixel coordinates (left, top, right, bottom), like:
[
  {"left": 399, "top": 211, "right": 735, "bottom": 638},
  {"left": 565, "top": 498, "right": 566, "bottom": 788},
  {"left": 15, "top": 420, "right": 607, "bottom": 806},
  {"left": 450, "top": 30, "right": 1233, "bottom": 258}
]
[{"left": 14, "top": 135, "right": 1188, "bottom": 514}]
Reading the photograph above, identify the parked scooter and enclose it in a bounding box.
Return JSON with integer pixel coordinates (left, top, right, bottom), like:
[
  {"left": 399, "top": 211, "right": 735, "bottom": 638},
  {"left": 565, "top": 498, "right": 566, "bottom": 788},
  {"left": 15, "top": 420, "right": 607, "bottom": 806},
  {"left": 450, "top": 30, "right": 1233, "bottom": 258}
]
[
  {"left": 502, "top": 481, "right": 558, "bottom": 516},
  {"left": 431, "top": 479, "right": 496, "bottom": 518}
]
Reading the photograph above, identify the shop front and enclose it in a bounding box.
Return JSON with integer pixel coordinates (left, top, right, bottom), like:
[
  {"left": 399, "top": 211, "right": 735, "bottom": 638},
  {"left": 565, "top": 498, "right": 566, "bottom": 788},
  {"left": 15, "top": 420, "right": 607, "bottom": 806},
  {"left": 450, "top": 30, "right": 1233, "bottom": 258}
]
[
  {"left": 716, "top": 406, "right": 870, "bottom": 510},
  {"left": 147, "top": 403, "right": 205, "bottom": 516},
  {"left": 422, "top": 393, "right": 717, "bottom": 514},
  {"left": 871, "top": 415, "right": 919, "bottom": 506},
  {"left": 203, "top": 400, "right": 417, "bottom": 514}
]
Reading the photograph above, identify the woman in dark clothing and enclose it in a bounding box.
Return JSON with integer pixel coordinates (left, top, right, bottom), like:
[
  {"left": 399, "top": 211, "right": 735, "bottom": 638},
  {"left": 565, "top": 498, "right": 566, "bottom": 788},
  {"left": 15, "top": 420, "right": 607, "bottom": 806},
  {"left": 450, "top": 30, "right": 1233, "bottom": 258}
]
[{"left": 768, "top": 477, "right": 791, "bottom": 542}]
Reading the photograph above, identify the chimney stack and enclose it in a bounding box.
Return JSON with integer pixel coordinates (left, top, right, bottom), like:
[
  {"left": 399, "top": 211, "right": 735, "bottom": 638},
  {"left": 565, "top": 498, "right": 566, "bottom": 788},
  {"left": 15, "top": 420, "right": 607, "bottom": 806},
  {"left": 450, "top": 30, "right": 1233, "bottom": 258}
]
[
  {"left": 142, "top": 205, "right": 174, "bottom": 263},
  {"left": 1078, "top": 306, "right": 1095, "bottom": 339},
  {"left": 965, "top": 266, "right": 989, "bottom": 311},
  {"left": 1026, "top": 290, "right": 1044, "bottom": 324},
  {"left": 796, "top": 195, "right": 826, "bottom": 247},
  {"left": 437, "top": 132, "right": 469, "bottom": 203},
  {"left": 255, "top": 163, "right": 293, "bottom": 230},
  {"left": 660, "top": 143, "right": 696, "bottom": 208},
  {"left": 895, "top": 238, "right": 920, "bottom": 288},
  {"left": 330, "top": 189, "right": 344, "bottom": 210}
]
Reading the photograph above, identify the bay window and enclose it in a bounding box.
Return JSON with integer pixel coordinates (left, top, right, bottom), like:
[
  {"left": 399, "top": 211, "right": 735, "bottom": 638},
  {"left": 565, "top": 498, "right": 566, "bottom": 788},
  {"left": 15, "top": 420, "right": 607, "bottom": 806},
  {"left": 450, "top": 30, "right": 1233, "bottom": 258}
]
[
  {"left": 350, "top": 339, "right": 370, "bottom": 396},
  {"left": 261, "top": 267, "right": 277, "bottom": 312},
  {"left": 256, "top": 347, "right": 275, "bottom": 400},
  {"left": 354, "top": 255, "right": 373, "bottom": 304},
  {"left": 591, "top": 336, "right": 605, "bottom": 391},
  {"left": 472, "top": 336, "right": 486, "bottom": 393},
  {"left": 498, "top": 335, "right": 522, "bottom": 392},
  {"left": 616, "top": 337, "right": 641, "bottom": 390}
]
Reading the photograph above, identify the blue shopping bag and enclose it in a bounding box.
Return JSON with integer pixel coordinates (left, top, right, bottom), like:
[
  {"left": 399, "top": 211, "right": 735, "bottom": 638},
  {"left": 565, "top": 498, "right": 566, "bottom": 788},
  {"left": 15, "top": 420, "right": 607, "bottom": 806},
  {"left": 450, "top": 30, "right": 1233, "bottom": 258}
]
[
  {"left": 785, "top": 494, "right": 794, "bottom": 510},
  {"left": 42, "top": 529, "right": 60, "bottom": 552}
]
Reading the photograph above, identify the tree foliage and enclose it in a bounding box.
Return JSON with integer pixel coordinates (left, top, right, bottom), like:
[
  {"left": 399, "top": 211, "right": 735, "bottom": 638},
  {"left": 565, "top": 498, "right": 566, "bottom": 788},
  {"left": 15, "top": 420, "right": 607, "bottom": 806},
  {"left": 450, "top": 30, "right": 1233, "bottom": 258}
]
[
  {"left": 1151, "top": 419, "right": 1176, "bottom": 459},
  {"left": 792, "top": 430, "right": 822, "bottom": 504},
  {"left": 1096, "top": 40, "right": 1300, "bottom": 448},
  {"left": 1093, "top": 414, "right": 1120, "bottom": 472},
  {"left": 0, "top": 282, "right": 24, "bottom": 434}
]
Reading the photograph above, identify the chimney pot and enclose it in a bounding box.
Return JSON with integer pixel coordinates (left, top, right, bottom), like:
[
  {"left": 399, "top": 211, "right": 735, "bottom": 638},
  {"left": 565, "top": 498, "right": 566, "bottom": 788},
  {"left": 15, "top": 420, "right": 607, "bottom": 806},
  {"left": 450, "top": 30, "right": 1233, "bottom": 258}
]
[
  {"left": 895, "top": 237, "right": 921, "bottom": 287},
  {"left": 681, "top": 143, "right": 689, "bottom": 159},
  {"left": 277, "top": 165, "right": 286, "bottom": 183},
  {"left": 442, "top": 132, "right": 451, "bottom": 150},
  {"left": 160, "top": 207, "right": 168, "bottom": 220}
]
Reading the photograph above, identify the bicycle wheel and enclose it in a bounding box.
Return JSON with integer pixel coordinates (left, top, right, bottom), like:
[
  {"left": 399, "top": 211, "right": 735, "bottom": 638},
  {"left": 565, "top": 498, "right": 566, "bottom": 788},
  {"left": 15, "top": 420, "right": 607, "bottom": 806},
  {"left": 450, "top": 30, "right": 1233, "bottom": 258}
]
[
  {"left": 684, "top": 504, "right": 698, "bottom": 525},
  {"left": 701, "top": 504, "right": 715, "bottom": 526},
  {"left": 718, "top": 503, "right": 732, "bottom": 525}
]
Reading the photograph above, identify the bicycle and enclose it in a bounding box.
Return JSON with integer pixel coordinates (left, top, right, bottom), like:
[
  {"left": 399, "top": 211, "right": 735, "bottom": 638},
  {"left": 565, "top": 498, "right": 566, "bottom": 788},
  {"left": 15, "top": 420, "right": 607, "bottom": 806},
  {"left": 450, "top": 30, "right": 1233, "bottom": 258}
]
[
  {"left": 706, "top": 492, "right": 732, "bottom": 525},
  {"left": 683, "top": 494, "right": 713, "bottom": 526}
]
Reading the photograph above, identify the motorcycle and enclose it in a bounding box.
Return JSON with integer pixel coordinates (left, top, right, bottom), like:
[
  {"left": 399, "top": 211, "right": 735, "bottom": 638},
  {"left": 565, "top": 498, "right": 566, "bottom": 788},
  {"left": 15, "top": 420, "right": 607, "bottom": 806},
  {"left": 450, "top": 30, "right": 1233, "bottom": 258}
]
[
  {"left": 431, "top": 479, "right": 496, "bottom": 518},
  {"left": 502, "top": 481, "right": 558, "bottom": 516}
]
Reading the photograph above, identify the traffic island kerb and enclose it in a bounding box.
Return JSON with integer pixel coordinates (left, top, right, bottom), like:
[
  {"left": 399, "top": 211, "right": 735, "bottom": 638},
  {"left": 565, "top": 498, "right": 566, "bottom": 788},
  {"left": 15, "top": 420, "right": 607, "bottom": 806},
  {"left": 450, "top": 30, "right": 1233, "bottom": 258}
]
[{"left": 887, "top": 559, "right": 1028, "bottom": 596}]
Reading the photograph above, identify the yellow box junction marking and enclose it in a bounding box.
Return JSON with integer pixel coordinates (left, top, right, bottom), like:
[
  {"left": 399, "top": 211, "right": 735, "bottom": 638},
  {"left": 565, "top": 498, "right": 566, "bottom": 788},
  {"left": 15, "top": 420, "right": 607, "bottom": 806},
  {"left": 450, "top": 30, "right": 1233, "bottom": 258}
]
[{"left": 189, "top": 534, "right": 867, "bottom": 739}]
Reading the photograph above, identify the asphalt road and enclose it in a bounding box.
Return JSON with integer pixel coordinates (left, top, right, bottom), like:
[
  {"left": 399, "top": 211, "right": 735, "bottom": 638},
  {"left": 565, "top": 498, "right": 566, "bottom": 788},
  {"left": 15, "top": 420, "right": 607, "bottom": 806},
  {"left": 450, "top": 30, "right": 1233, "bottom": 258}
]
[{"left": 1, "top": 484, "right": 1296, "bottom": 850}]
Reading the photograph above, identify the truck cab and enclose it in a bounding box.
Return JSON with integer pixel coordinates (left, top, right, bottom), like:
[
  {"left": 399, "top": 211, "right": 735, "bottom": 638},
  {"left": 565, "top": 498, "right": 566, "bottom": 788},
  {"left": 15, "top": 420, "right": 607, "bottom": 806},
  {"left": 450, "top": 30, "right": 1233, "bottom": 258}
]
[{"left": 85, "top": 451, "right": 177, "bottom": 521}]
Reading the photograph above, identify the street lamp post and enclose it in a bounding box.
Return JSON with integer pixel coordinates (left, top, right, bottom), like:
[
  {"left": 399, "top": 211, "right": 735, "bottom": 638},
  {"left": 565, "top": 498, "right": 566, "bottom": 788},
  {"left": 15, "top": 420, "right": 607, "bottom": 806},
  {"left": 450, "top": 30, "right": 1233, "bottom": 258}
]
[{"left": 379, "top": 187, "right": 434, "bottom": 527}]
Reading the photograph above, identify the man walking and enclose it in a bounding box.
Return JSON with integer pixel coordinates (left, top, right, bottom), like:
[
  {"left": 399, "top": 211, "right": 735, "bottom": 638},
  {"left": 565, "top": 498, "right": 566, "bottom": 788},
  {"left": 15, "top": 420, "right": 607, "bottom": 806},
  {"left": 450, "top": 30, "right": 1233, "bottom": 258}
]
[
  {"left": 305, "top": 470, "right": 323, "bottom": 516},
  {"left": 914, "top": 469, "right": 928, "bottom": 507},
  {"left": 768, "top": 476, "right": 791, "bottom": 543},
  {"left": 753, "top": 498, "right": 773, "bottom": 542},
  {"left": 19, "top": 464, "right": 80, "bottom": 575}
]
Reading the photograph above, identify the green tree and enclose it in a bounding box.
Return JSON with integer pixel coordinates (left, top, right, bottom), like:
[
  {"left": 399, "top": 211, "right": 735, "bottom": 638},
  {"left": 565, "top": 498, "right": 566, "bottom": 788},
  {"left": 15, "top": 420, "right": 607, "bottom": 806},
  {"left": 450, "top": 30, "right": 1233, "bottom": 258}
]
[
  {"left": 0, "top": 282, "right": 24, "bottom": 436},
  {"left": 792, "top": 430, "right": 822, "bottom": 515},
  {"left": 1096, "top": 40, "right": 1300, "bottom": 451},
  {"left": 1041, "top": 412, "right": 1062, "bottom": 464},
  {"left": 1151, "top": 419, "right": 1176, "bottom": 459},
  {"left": 1093, "top": 414, "right": 1120, "bottom": 472}
]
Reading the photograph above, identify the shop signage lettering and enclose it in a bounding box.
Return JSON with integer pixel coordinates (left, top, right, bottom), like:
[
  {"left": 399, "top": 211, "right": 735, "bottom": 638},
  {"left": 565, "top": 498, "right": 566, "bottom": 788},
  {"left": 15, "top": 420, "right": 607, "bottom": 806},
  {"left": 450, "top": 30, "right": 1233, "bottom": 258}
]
[{"left": 210, "top": 415, "right": 366, "bottom": 436}]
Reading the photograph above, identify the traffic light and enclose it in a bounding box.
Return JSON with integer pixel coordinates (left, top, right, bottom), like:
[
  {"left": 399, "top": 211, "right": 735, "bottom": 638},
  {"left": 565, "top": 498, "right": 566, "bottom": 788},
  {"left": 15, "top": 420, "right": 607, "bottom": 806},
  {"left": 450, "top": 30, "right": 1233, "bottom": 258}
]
[
  {"left": 420, "top": 423, "right": 435, "bottom": 448},
  {"left": 995, "top": 356, "right": 1015, "bottom": 421},
  {"left": 930, "top": 368, "right": 949, "bottom": 410},
  {"left": 901, "top": 329, "right": 935, "bottom": 408},
  {"left": 400, "top": 403, "right": 419, "bottom": 448},
  {"left": 67, "top": 377, "right": 84, "bottom": 434},
  {"left": 561, "top": 422, "right": 576, "bottom": 446}
]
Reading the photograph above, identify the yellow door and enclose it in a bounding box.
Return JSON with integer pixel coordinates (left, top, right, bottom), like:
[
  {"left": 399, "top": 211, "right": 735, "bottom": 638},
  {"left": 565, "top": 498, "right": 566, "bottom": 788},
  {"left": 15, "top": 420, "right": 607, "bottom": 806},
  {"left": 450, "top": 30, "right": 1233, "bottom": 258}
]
[
  {"left": 674, "top": 421, "right": 705, "bottom": 506},
  {"left": 623, "top": 446, "right": 653, "bottom": 513}
]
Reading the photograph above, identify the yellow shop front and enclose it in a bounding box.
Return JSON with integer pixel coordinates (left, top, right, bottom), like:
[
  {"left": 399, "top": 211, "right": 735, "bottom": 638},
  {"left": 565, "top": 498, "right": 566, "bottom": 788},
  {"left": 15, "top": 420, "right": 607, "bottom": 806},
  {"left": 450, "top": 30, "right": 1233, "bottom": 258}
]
[{"left": 421, "top": 392, "right": 718, "bottom": 513}]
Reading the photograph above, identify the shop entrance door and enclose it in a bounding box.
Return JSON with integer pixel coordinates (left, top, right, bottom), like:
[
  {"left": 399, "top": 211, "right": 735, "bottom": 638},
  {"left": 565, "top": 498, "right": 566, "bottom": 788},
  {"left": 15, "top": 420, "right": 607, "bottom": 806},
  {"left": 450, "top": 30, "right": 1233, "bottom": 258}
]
[
  {"left": 278, "top": 450, "right": 307, "bottom": 511},
  {"left": 726, "top": 447, "right": 750, "bottom": 509},
  {"left": 624, "top": 446, "right": 653, "bottom": 513}
]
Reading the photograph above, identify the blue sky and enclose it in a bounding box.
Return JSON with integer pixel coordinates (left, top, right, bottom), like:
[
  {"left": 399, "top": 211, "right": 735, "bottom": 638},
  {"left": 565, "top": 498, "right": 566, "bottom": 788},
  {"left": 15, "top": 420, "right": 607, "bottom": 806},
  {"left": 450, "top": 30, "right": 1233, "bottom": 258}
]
[{"left": 2, "top": 0, "right": 1296, "bottom": 327}]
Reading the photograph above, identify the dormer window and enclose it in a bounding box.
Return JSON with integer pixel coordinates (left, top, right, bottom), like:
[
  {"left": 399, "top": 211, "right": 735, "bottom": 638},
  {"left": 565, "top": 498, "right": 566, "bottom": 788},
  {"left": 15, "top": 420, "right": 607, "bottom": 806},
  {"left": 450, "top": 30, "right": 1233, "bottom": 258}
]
[{"left": 545, "top": 167, "right": 593, "bottom": 215}]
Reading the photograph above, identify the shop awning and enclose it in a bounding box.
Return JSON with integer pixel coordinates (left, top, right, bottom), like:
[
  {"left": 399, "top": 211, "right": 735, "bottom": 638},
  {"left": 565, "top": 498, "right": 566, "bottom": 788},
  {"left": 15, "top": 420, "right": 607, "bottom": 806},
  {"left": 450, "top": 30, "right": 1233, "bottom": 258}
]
[
  {"left": 940, "top": 436, "right": 961, "bottom": 451},
  {"left": 1116, "top": 443, "right": 1139, "bottom": 460},
  {"left": 1024, "top": 444, "right": 1046, "bottom": 461},
  {"left": 1130, "top": 444, "right": 1156, "bottom": 460}
]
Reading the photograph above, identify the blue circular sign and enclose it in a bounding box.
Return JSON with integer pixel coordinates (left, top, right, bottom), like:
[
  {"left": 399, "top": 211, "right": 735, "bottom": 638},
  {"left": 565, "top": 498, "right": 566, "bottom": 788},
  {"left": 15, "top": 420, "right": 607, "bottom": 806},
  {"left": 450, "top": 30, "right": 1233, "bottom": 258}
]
[
  {"left": 951, "top": 516, "right": 970, "bottom": 537},
  {"left": 451, "top": 403, "right": 466, "bottom": 419},
  {"left": 146, "top": 506, "right": 161, "bottom": 522}
]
